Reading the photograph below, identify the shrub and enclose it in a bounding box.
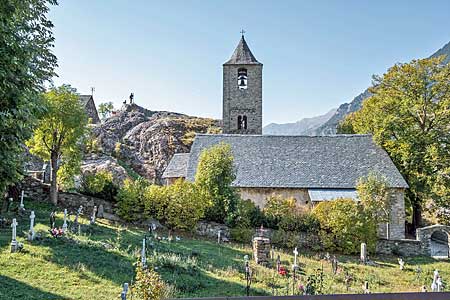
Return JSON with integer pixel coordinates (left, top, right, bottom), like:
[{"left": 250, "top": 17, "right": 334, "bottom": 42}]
[
  {"left": 229, "top": 199, "right": 265, "bottom": 228},
  {"left": 263, "top": 196, "right": 297, "bottom": 228},
  {"left": 164, "top": 180, "right": 209, "bottom": 231},
  {"left": 230, "top": 226, "right": 254, "bottom": 243},
  {"left": 313, "top": 198, "right": 377, "bottom": 254},
  {"left": 132, "top": 263, "right": 171, "bottom": 300},
  {"left": 116, "top": 178, "right": 149, "bottom": 221},
  {"left": 143, "top": 184, "right": 170, "bottom": 222},
  {"left": 80, "top": 170, "right": 117, "bottom": 201}
]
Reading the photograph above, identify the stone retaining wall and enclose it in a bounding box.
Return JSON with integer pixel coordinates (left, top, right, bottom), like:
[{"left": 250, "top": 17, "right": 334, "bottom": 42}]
[
  {"left": 376, "top": 239, "right": 424, "bottom": 256},
  {"left": 196, "top": 221, "right": 230, "bottom": 239}
]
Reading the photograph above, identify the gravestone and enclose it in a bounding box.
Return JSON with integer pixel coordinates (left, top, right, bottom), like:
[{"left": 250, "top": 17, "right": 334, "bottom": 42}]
[
  {"left": 360, "top": 243, "right": 367, "bottom": 264},
  {"left": 363, "top": 281, "right": 370, "bottom": 294},
  {"left": 398, "top": 258, "right": 405, "bottom": 270},
  {"left": 62, "top": 209, "right": 68, "bottom": 232},
  {"left": 276, "top": 254, "right": 281, "bottom": 272},
  {"left": 90, "top": 206, "right": 97, "bottom": 225},
  {"left": 97, "top": 204, "right": 104, "bottom": 218},
  {"left": 19, "top": 191, "right": 25, "bottom": 214},
  {"left": 28, "top": 211, "right": 36, "bottom": 241},
  {"left": 431, "top": 269, "right": 439, "bottom": 292},
  {"left": 49, "top": 211, "right": 56, "bottom": 229},
  {"left": 293, "top": 247, "right": 299, "bottom": 268},
  {"left": 331, "top": 256, "right": 338, "bottom": 275},
  {"left": 141, "top": 238, "right": 147, "bottom": 268},
  {"left": 253, "top": 236, "right": 271, "bottom": 265},
  {"left": 217, "top": 230, "right": 221, "bottom": 244},
  {"left": 10, "top": 218, "right": 18, "bottom": 253},
  {"left": 121, "top": 282, "right": 129, "bottom": 300}
]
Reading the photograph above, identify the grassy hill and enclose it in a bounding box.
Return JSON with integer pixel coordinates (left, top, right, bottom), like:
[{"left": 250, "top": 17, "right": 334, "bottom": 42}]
[{"left": 1, "top": 200, "right": 449, "bottom": 299}]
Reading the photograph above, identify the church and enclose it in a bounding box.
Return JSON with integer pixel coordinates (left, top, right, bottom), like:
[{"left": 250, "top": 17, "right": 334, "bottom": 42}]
[{"left": 163, "top": 35, "right": 408, "bottom": 240}]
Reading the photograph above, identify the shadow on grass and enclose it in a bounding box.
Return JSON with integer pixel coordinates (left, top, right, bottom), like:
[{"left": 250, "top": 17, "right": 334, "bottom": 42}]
[{"left": 0, "top": 275, "right": 69, "bottom": 300}]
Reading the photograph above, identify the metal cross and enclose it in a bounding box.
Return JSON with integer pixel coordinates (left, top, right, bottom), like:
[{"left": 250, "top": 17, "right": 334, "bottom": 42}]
[
  {"left": 240, "top": 29, "right": 246, "bottom": 36},
  {"left": 293, "top": 247, "right": 299, "bottom": 266}
]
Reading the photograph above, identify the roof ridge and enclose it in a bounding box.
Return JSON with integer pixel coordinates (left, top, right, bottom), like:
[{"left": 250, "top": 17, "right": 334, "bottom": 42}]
[{"left": 224, "top": 36, "right": 261, "bottom": 65}]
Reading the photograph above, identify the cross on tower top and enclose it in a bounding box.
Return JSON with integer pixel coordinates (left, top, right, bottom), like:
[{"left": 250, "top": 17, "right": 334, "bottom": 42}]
[{"left": 240, "top": 29, "right": 246, "bottom": 36}]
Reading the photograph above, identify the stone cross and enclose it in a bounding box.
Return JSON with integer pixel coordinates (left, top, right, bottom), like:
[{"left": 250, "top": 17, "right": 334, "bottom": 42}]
[
  {"left": 293, "top": 247, "right": 299, "bottom": 267},
  {"left": 363, "top": 281, "right": 370, "bottom": 294},
  {"left": 276, "top": 254, "right": 281, "bottom": 272},
  {"left": 431, "top": 270, "right": 439, "bottom": 292},
  {"left": 28, "top": 211, "right": 36, "bottom": 241},
  {"left": 11, "top": 218, "right": 18, "bottom": 252},
  {"left": 331, "top": 256, "right": 338, "bottom": 275},
  {"left": 121, "top": 282, "right": 129, "bottom": 300},
  {"left": 49, "top": 211, "right": 56, "bottom": 229},
  {"left": 20, "top": 191, "right": 25, "bottom": 210},
  {"left": 62, "top": 209, "right": 68, "bottom": 232},
  {"left": 360, "top": 243, "right": 367, "bottom": 264},
  {"left": 398, "top": 258, "right": 405, "bottom": 270},
  {"left": 437, "top": 276, "right": 443, "bottom": 292},
  {"left": 97, "top": 204, "right": 104, "bottom": 218},
  {"left": 90, "top": 206, "right": 97, "bottom": 225},
  {"left": 217, "top": 230, "right": 221, "bottom": 244},
  {"left": 141, "top": 238, "right": 147, "bottom": 268}
]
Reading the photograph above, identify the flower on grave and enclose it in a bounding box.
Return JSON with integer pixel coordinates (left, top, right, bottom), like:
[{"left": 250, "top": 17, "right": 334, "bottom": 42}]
[
  {"left": 278, "top": 266, "right": 288, "bottom": 276},
  {"left": 50, "top": 227, "right": 64, "bottom": 238},
  {"left": 298, "top": 284, "right": 305, "bottom": 293}
]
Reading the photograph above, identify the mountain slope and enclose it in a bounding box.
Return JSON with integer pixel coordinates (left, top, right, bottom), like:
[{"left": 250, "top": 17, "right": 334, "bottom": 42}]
[
  {"left": 312, "top": 40, "right": 450, "bottom": 135},
  {"left": 263, "top": 108, "right": 336, "bottom": 135}
]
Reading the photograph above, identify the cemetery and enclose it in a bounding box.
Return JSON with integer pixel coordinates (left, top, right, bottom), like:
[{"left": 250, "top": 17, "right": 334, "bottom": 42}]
[{"left": 1, "top": 196, "right": 450, "bottom": 299}]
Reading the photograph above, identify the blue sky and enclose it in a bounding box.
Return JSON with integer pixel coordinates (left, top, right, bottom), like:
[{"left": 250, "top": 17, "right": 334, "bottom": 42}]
[{"left": 50, "top": 1, "right": 450, "bottom": 125}]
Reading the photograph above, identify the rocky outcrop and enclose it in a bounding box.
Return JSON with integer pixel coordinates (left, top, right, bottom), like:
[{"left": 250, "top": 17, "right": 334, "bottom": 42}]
[
  {"left": 92, "top": 104, "right": 220, "bottom": 183},
  {"left": 80, "top": 154, "right": 129, "bottom": 185}
]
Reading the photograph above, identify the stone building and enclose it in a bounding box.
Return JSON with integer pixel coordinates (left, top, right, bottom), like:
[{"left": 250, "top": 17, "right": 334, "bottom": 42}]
[
  {"left": 222, "top": 35, "right": 262, "bottom": 134},
  {"left": 163, "top": 35, "right": 409, "bottom": 240},
  {"left": 79, "top": 95, "right": 100, "bottom": 124}
]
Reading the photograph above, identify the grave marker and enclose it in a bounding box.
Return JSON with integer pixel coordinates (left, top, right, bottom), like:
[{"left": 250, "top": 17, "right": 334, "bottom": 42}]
[
  {"left": 10, "top": 218, "right": 18, "bottom": 252},
  {"left": 398, "top": 258, "right": 405, "bottom": 270},
  {"left": 121, "top": 282, "right": 129, "bottom": 300},
  {"left": 141, "top": 238, "right": 147, "bottom": 268},
  {"left": 360, "top": 243, "right": 367, "bottom": 264},
  {"left": 19, "top": 191, "right": 25, "bottom": 211},
  {"left": 90, "top": 205, "right": 97, "bottom": 225},
  {"left": 62, "top": 209, "right": 68, "bottom": 232},
  {"left": 28, "top": 211, "right": 35, "bottom": 241}
]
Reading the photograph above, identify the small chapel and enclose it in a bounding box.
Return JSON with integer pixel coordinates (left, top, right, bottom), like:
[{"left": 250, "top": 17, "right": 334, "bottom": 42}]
[{"left": 163, "top": 35, "right": 408, "bottom": 240}]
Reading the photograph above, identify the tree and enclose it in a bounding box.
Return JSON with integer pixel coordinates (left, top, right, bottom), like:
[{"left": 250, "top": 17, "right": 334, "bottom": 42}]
[
  {"left": 0, "top": 0, "right": 57, "bottom": 201},
  {"left": 98, "top": 102, "right": 114, "bottom": 119},
  {"left": 26, "top": 85, "right": 88, "bottom": 204},
  {"left": 195, "top": 143, "right": 238, "bottom": 223},
  {"left": 339, "top": 56, "right": 450, "bottom": 229}
]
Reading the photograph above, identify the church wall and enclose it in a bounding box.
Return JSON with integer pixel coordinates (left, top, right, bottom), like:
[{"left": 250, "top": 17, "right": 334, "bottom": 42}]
[
  {"left": 238, "top": 187, "right": 311, "bottom": 208},
  {"left": 85, "top": 98, "right": 100, "bottom": 124},
  {"left": 223, "top": 65, "right": 262, "bottom": 134},
  {"left": 376, "top": 188, "right": 406, "bottom": 240}
]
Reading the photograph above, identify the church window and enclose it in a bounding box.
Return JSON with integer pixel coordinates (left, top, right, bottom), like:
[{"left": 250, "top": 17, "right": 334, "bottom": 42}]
[
  {"left": 238, "top": 68, "right": 248, "bottom": 90},
  {"left": 242, "top": 115, "right": 248, "bottom": 129},
  {"left": 237, "top": 115, "right": 242, "bottom": 129}
]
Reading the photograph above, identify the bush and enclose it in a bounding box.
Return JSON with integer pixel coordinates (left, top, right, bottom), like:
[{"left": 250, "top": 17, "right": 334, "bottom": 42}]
[
  {"left": 313, "top": 198, "right": 377, "bottom": 254},
  {"left": 80, "top": 170, "right": 117, "bottom": 201},
  {"left": 132, "top": 263, "right": 171, "bottom": 300},
  {"left": 229, "top": 199, "right": 265, "bottom": 228},
  {"left": 116, "top": 178, "right": 148, "bottom": 221},
  {"left": 143, "top": 180, "right": 210, "bottom": 231},
  {"left": 230, "top": 226, "right": 254, "bottom": 243}
]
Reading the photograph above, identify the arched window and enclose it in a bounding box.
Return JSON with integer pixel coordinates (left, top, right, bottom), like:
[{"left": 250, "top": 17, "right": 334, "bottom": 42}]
[
  {"left": 242, "top": 115, "right": 247, "bottom": 129},
  {"left": 238, "top": 68, "right": 247, "bottom": 90},
  {"left": 237, "top": 115, "right": 242, "bottom": 129}
]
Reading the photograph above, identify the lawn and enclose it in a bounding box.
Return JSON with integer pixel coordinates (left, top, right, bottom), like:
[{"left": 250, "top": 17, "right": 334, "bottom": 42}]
[{"left": 0, "top": 200, "right": 449, "bottom": 299}]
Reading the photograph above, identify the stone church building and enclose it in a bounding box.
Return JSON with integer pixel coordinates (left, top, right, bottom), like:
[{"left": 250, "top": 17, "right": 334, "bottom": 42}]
[{"left": 163, "top": 35, "right": 408, "bottom": 240}]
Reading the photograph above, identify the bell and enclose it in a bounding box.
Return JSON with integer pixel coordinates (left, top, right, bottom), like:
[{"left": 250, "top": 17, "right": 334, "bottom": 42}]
[{"left": 239, "top": 78, "right": 246, "bottom": 87}]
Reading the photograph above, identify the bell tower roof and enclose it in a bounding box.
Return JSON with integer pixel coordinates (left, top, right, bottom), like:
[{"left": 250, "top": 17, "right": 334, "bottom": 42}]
[{"left": 224, "top": 35, "right": 262, "bottom": 65}]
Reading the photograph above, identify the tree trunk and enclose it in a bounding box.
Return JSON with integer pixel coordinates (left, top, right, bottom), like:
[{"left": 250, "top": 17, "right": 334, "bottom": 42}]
[
  {"left": 50, "top": 151, "right": 58, "bottom": 205},
  {"left": 412, "top": 200, "right": 422, "bottom": 231}
]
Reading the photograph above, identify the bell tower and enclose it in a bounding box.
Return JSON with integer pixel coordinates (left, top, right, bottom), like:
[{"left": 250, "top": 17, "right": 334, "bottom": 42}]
[{"left": 223, "top": 34, "right": 262, "bottom": 134}]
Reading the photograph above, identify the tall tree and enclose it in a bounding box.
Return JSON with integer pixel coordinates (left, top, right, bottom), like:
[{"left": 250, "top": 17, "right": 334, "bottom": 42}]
[
  {"left": 339, "top": 56, "right": 450, "bottom": 229},
  {"left": 195, "top": 143, "right": 238, "bottom": 223},
  {"left": 27, "top": 85, "right": 88, "bottom": 204},
  {"left": 0, "top": 0, "right": 57, "bottom": 199}
]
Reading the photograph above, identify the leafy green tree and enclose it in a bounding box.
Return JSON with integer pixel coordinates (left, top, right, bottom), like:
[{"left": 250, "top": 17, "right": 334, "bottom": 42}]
[
  {"left": 98, "top": 102, "right": 114, "bottom": 119},
  {"left": 357, "top": 173, "right": 391, "bottom": 223},
  {"left": 313, "top": 198, "right": 377, "bottom": 254},
  {"left": 0, "top": 0, "right": 57, "bottom": 200},
  {"left": 116, "top": 178, "right": 148, "bottom": 221},
  {"left": 195, "top": 143, "right": 238, "bottom": 223},
  {"left": 339, "top": 56, "right": 450, "bottom": 229},
  {"left": 26, "top": 85, "right": 89, "bottom": 204}
]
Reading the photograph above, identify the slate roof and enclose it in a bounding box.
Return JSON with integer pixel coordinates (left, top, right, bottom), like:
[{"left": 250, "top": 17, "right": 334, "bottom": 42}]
[
  {"left": 185, "top": 134, "right": 409, "bottom": 189},
  {"left": 224, "top": 36, "right": 262, "bottom": 65},
  {"left": 79, "top": 95, "right": 92, "bottom": 107},
  {"left": 162, "top": 153, "right": 190, "bottom": 179}
]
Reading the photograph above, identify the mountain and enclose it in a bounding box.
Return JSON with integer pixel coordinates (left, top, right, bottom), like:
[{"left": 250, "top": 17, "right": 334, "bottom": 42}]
[
  {"left": 266, "top": 40, "right": 450, "bottom": 136},
  {"left": 263, "top": 108, "right": 336, "bottom": 135}
]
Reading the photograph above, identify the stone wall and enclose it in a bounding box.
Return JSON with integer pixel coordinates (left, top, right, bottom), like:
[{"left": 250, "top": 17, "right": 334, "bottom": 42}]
[
  {"left": 376, "top": 188, "right": 406, "bottom": 240},
  {"left": 239, "top": 187, "right": 311, "bottom": 208},
  {"left": 196, "top": 221, "right": 230, "bottom": 239},
  {"left": 376, "top": 239, "right": 424, "bottom": 256},
  {"left": 416, "top": 224, "right": 450, "bottom": 257}
]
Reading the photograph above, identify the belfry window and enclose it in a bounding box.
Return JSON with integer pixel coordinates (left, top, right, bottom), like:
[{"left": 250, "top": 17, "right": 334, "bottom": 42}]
[
  {"left": 242, "top": 115, "right": 247, "bottom": 129},
  {"left": 237, "top": 116, "right": 242, "bottom": 129},
  {"left": 238, "top": 68, "right": 248, "bottom": 90}
]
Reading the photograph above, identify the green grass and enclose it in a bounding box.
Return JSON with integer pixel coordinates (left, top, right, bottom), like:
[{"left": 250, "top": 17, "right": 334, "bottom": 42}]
[{"left": 1, "top": 200, "right": 449, "bottom": 299}]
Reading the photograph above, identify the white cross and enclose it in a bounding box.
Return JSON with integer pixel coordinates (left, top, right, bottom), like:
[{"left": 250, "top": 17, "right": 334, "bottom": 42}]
[
  {"left": 29, "top": 211, "right": 36, "bottom": 241},
  {"left": 91, "top": 206, "right": 97, "bottom": 224},
  {"left": 141, "top": 238, "right": 147, "bottom": 267},
  {"left": 20, "top": 191, "right": 25, "bottom": 209},
  {"left": 11, "top": 218, "right": 18, "bottom": 241},
  {"left": 293, "top": 247, "right": 299, "bottom": 266},
  {"left": 218, "top": 230, "right": 221, "bottom": 244},
  {"left": 62, "top": 209, "right": 68, "bottom": 232}
]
